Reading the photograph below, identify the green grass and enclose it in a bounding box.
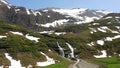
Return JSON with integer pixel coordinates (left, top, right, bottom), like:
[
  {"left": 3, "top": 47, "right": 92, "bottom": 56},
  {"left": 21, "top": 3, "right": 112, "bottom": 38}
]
[
  {"left": 95, "top": 57, "right": 120, "bottom": 68},
  {"left": 95, "top": 57, "right": 120, "bottom": 64},
  {"left": 40, "top": 61, "right": 69, "bottom": 68},
  {"left": 107, "top": 64, "right": 120, "bottom": 68}
]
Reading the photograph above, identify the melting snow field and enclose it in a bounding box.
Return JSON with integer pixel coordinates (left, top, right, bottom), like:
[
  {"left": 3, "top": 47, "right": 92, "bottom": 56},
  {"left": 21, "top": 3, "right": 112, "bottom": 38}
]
[
  {"left": 25, "top": 34, "right": 40, "bottom": 42},
  {"left": 9, "top": 31, "right": 40, "bottom": 42},
  {"left": 1, "top": 52, "right": 55, "bottom": 68},
  {"left": 0, "top": 35, "right": 7, "bottom": 38},
  {"left": 5, "top": 53, "right": 25, "bottom": 68},
  {"left": 40, "top": 19, "right": 69, "bottom": 27},
  {"left": 94, "top": 50, "right": 107, "bottom": 58},
  {"left": 36, "top": 52, "right": 55, "bottom": 67},
  {"left": 39, "top": 31, "right": 66, "bottom": 35}
]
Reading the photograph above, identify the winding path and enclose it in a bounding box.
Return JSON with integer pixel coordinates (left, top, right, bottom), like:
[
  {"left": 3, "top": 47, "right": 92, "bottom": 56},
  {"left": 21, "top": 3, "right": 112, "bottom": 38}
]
[{"left": 69, "top": 59, "right": 99, "bottom": 68}]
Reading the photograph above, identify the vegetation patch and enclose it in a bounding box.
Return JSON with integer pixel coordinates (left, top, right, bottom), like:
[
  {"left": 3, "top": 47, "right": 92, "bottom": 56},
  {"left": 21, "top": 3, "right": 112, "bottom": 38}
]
[{"left": 95, "top": 57, "right": 120, "bottom": 68}]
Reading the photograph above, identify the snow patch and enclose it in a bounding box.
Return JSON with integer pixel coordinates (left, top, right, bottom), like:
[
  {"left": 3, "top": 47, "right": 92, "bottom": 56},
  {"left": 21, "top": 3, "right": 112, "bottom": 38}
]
[
  {"left": 96, "top": 10, "right": 111, "bottom": 14},
  {"left": 27, "top": 65, "right": 32, "bottom": 68},
  {"left": 97, "top": 40, "right": 104, "bottom": 45},
  {"left": 115, "top": 26, "right": 120, "bottom": 29},
  {"left": 42, "top": 10, "right": 48, "bottom": 12},
  {"left": 97, "top": 28, "right": 106, "bottom": 33},
  {"left": 10, "top": 31, "right": 23, "bottom": 36},
  {"left": 74, "top": 17, "right": 100, "bottom": 24},
  {"left": 32, "top": 10, "right": 42, "bottom": 16},
  {"left": 48, "top": 49, "right": 52, "bottom": 52},
  {"left": 25, "top": 34, "right": 40, "bottom": 42},
  {"left": 97, "top": 26, "right": 110, "bottom": 33},
  {"left": 40, "top": 19, "right": 69, "bottom": 27},
  {"left": 85, "top": 16, "right": 99, "bottom": 23},
  {"left": 105, "top": 16, "right": 113, "bottom": 19},
  {"left": 113, "top": 35, "right": 120, "bottom": 39},
  {"left": 5, "top": 6, "right": 11, "bottom": 9},
  {"left": 92, "top": 23, "right": 100, "bottom": 25},
  {"left": 105, "top": 35, "right": 120, "bottom": 41},
  {"left": 5, "top": 53, "right": 25, "bottom": 68},
  {"left": 0, "top": 0, "right": 11, "bottom": 9},
  {"left": 47, "top": 15, "right": 50, "bottom": 18},
  {"left": 87, "top": 42, "right": 94, "bottom": 46},
  {"left": 115, "top": 16, "right": 120, "bottom": 18},
  {"left": 111, "top": 30, "right": 119, "bottom": 34},
  {"left": 39, "top": 31, "right": 66, "bottom": 35},
  {"left": 15, "top": 9, "right": 20, "bottom": 13},
  {"left": 105, "top": 37, "right": 113, "bottom": 41},
  {"left": 52, "top": 8, "right": 88, "bottom": 21},
  {"left": 107, "top": 22, "right": 111, "bottom": 24},
  {"left": 0, "top": 65, "right": 3, "bottom": 68},
  {"left": 89, "top": 28, "right": 97, "bottom": 34},
  {"left": 39, "top": 31, "right": 54, "bottom": 34},
  {"left": 94, "top": 50, "right": 107, "bottom": 58},
  {"left": 0, "top": 35, "right": 7, "bottom": 38},
  {"left": 36, "top": 52, "right": 55, "bottom": 67},
  {"left": 97, "top": 26, "right": 119, "bottom": 34},
  {"left": 26, "top": 9, "right": 31, "bottom": 15},
  {"left": 0, "top": 0, "right": 9, "bottom": 5},
  {"left": 54, "top": 32, "right": 66, "bottom": 35}
]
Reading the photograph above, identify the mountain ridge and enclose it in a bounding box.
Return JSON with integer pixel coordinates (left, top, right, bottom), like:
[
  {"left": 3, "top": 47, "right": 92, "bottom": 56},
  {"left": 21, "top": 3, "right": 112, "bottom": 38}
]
[{"left": 0, "top": 0, "right": 111, "bottom": 31}]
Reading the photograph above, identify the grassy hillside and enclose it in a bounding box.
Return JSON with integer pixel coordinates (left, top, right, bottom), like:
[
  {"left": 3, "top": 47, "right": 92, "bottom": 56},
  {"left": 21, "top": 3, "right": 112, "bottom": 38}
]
[
  {"left": 0, "top": 20, "right": 74, "bottom": 67},
  {"left": 0, "top": 17, "right": 120, "bottom": 68}
]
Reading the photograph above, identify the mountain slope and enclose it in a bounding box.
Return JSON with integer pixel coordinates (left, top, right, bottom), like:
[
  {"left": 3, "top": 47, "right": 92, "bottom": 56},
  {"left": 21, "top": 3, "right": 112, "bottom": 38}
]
[
  {"left": 1, "top": 0, "right": 120, "bottom": 68},
  {"left": 0, "top": 0, "right": 110, "bottom": 31},
  {"left": 1, "top": 14, "right": 120, "bottom": 67},
  {"left": 55, "top": 14, "right": 120, "bottom": 58},
  {"left": 0, "top": 20, "right": 74, "bottom": 68}
]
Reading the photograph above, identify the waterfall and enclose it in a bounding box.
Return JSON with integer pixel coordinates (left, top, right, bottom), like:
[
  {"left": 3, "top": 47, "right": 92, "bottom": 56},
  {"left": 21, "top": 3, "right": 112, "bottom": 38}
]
[
  {"left": 57, "top": 42, "right": 65, "bottom": 57},
  {"left": 66, "top": 43, "right": 75, "bottom": 58}
]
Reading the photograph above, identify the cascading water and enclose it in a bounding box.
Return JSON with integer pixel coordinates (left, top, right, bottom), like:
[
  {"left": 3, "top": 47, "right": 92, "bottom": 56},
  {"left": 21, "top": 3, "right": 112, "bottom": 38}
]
[
  {"left": 66, "top": 43, "right": 75, "bottom": 58},
  {"left": 57, "top": 42, "right": 65, "bottom": 57}
]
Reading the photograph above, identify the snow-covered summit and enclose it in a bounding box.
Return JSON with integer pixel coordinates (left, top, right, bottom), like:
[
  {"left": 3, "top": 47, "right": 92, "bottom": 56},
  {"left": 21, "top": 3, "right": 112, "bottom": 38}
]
[
  {"left": 37, "top": 8, "right": 111, "bottom": 27},
  {"left": 52, "top": 8, "right": 87, "bottom": 20},
  {"left": 52, "top": 8, "right": 110, "bottom": 20},
  {"left": 0, "top": 0, "right": 111, "bottom": 30},
  {"left": 0, "top": 0, "right": 11, "bottom": 9}
]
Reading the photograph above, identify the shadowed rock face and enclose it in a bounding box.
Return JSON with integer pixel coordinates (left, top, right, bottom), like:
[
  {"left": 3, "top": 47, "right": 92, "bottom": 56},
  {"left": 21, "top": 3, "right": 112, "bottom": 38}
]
[
  {"left": 0, "top": 0, "right": 109, "bottom": 31},
  {"left": 104, "top": 13, "right": 120, "bottom": 18},
  {"left": 0, "top": 5, "right": 9, "bottom": 21}
]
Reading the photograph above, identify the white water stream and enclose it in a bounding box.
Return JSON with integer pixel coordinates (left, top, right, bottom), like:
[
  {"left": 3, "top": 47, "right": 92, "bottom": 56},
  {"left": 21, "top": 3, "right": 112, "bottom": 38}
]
[
  {"left": 57, "top": 42, "right": 65, "bottom": 57},
  {"left": 66, "top": 43, "right": 75, "bottom": 58}
]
